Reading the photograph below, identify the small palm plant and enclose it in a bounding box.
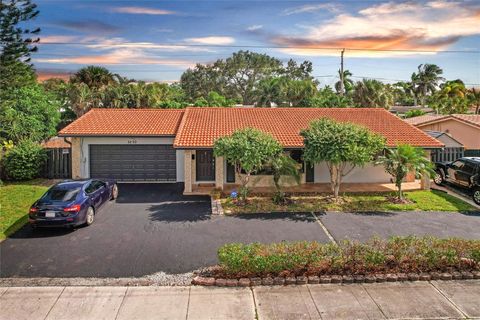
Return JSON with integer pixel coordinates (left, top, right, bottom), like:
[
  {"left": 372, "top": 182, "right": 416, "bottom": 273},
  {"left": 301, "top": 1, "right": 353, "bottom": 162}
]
[
  {"left": 268, "top": 154, "right": 301, "bottom": 204},
  {"left": 375, "top": 144, "right": 435, "bottom": 202}
]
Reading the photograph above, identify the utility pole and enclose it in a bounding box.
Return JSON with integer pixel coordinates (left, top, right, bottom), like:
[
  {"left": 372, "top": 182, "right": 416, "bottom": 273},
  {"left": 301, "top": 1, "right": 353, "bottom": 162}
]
[{"left": 339, "top": 48, "right": 345, "bottom": 96}]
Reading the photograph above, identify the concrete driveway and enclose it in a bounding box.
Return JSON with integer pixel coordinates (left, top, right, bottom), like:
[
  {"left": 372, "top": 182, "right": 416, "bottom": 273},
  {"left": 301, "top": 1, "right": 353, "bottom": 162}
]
[{"left": 1, "top": 183, "right": 479, "bottom": 278}]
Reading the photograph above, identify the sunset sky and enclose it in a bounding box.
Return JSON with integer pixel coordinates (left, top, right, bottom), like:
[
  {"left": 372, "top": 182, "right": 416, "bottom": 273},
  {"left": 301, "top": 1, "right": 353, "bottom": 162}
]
[{"left": 34, "top": 0, "right": 480, "bottom": 86}]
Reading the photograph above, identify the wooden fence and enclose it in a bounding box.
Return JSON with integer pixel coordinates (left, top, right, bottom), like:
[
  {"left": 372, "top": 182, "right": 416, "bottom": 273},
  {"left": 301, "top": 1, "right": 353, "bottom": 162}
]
[
  {"left": 431, "top": 147, "right": 464, "bottom": 163},
  {"left": 42, "top": 148, "right": 72, "bottom": 179}
]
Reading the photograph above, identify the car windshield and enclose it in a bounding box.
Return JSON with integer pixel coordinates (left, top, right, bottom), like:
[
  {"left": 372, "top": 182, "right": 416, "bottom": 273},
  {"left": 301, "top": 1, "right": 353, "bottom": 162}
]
[{"left": 43, "top": 187, "right": 81, "bottom": 202}]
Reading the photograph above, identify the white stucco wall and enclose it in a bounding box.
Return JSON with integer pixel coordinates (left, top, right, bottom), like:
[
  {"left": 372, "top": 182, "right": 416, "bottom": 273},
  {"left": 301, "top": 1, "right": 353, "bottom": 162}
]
[
  {"left": 76, "top": 136, "right": 184, "bottom": 182},
  {"left": 313, "top": 162, "right": 391, "bottom": 183}
]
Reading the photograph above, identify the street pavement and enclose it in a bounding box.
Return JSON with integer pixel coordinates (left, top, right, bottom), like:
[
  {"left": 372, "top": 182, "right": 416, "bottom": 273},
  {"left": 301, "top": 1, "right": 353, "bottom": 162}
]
[{"left": 1, "top": 280, "right": 479, "bottom": 320}]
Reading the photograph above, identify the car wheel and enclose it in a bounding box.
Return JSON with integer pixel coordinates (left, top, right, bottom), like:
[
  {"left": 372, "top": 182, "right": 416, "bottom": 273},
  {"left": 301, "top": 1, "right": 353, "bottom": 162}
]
[
  {"left": 85, "top": 207, "right": 95, "bottom": 226},
  {"left": 111, "top": 184, "right": 119, "bottom": 200},
  {"left": 473, "top": 188, "right": 480, "bottom": 206},
  {"left": 433, "top": 170, "right": 444, "bottom": 185}
]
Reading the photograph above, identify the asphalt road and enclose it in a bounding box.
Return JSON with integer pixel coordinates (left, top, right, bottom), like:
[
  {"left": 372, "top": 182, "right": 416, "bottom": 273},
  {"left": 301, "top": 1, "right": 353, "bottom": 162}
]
[{"left": 1, "top": 183, "right": 479, "bottom": 278}]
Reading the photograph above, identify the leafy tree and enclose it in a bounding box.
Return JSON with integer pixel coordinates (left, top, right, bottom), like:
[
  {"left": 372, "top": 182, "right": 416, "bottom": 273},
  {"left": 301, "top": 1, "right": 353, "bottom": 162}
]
[
  {"left": 411, "top": 64, "right": 445, "bottom": 106},
  {"left": 351, "top": 79, "right": 394, "bottom": 109},
  {"left": 0, "top": 84, "right": 60, "bottom": 142},
  {"left": 282, "top": 59, "right": 314, "bottom": 81},
  {"left": 404, "top": 109, "right": 426, "bottom": 118},
  {"left": 393, "top": 81, "right": 415, "bottom": 106},
  {"left": 375, "top": 144, "right": 434, "bottom": 201},
  {"left": 0, "top": 0, "right": 40, "bottom": 91},
  {"left": 213, "top": 128, "right": 282, "bottom": 201},
  {"left": 180, "top": 63, "right": 223, "bottom": 101},
  {"left": 306, "top": 86, "right": 352, "bottom": 108},
  {"left": 301, "top": 118, "right": 385, "bottom": 199},
  {"left": 42, "top": 78, "right": 76, "bottom": 128},
  {"left": 2, "top": 139, "right": 46, "bottom": 180},
  {"left": 268, "top": 154, "right": 301, "bottom": 204},
  {"left": 335, "top": 69, "right": 354, "bottom": 95},
  {"left": 70, "top": 65, "right": 116, "bottom": 89}
]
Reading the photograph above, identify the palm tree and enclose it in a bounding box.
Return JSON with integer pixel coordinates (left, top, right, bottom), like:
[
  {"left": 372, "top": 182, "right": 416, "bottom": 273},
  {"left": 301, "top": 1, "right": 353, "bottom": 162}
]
[
  {"left": 468, "top": 87, "right": 480, "bottom": 114},
  {"left": 375, "top": 144, "right": 435, "bottom": 201},
  {"left": 439, "top": 80, "right": 467, "bottom": 99},
  {"left": 412, "top": 64, "right": 445, "bottom": 106},
  {"left": 351, "top": 79, "right": 394, "bottom": 109},
  {"left": 393, "top": 81, "right": 416, "bottom": 106},
  {"left": 268, "top": 154, "right": 301, "bottom": 204},
  {"left": 256, "top": 77, "right": 282, "bottom": 107},
  {"left": 335, "top": 69, "right": 354, "bottom": 95},
  {"left": 70, "top": 66, "right": 116, "bottom": 89}
]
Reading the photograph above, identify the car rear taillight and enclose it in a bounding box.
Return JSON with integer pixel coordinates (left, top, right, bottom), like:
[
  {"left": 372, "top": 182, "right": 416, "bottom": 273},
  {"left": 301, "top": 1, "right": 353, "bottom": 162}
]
[
  {"left": 63, "top": 205, "right": 81, "bottom": 212},
  {"left": 29, "top": 207, "right": 38, "bottom": 213}
]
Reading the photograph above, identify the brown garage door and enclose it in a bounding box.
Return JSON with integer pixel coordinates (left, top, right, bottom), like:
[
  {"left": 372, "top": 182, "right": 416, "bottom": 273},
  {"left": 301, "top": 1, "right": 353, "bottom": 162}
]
[{"left": 89, "top": 144, "right": 176, "bottom": 181}]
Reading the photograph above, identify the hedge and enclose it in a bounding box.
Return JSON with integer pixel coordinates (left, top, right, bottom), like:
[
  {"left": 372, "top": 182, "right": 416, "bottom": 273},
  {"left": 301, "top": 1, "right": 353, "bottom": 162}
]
[
  {"left": 217, "top": 237, "right": 480, "bottom": 278},
  {"left": 2, "top": 140, "right": 46, "bottom": 180}
]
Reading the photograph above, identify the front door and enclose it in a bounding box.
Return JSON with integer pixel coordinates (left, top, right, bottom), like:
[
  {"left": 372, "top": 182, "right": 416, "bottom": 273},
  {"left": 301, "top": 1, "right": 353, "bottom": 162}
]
[{"left": 196, "top": 150, "right": 215, "bottom": 181}]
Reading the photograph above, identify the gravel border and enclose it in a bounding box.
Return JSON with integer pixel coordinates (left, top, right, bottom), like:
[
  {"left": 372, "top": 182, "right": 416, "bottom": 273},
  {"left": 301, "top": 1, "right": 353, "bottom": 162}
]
[{"left": 192, "top": 270, "right": 480, "bottom": 287}]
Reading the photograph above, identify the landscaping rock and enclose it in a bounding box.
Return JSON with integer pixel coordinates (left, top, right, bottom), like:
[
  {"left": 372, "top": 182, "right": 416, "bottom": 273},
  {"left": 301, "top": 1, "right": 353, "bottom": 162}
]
[
  {"left": 419, "top": 273, "right": 431, "bottom": 281},
  {"left": 365, "top": 275, "right": 376, "bottom": 283},
  {"left": 461, "top": 272, "right": 473, "bottom": 280},
  {"left": 330, "top": 275, "right": 342, "bottom": 284},
  {"left": 215, "top": 279, "right": 227, "bottom": 287},
  {"left": 238, "top": 278, "right": 251, "bottom": 287},
  {"left": 273, "top": 277, "right": 285, "bottom": 285},
  {"left": 307, "top": 276, "right": 319, "bottom": 284},
  {"left": 225, "top": 279, "right": 239, "bottom": 287},
  {"left": 397, "top": 273, "right": 408, "bottom": 281},
  {"left": 262, "top": 277, "right": 274, "bottom": 286},
  {"left": 319, "top": 276, "right": 331, "bottom": 284},
  {"left": 192, "top": 276, "right": 215, "bottom": 286},
  {"left": 250, "top": 277, "right": 262, "bottom": 286},
  {"left": 296, "top": 276, "right": 308, "bottom": 285},
  {"left": 285, "top": 277, "right": 296, "bottom": 285},
  {"left": 451, "top": 271, "right": 462, "bottom": 280},
  {"left": 429, "top": 272, "right": 441, "bottom": 280},
  {"left": 440, "top": 273, "right": 452, "bottom": 280},
  {"left": 386, "top": 274, "right": 398, "bottom": 282},
  {"left": 353, "top": 275, "right": 365, "bottom": 283},
  {"left": 408, "top": 273, "right": 419, "bottom": 281},
  {"left": 375, "top": 274, "right": 386, "bottom": 283},
  {"left": 342, "top": 275, "right": 354, "bottom": 284},
  {"left": 473, "top": 271, "right": 480, "bottom": 279}
]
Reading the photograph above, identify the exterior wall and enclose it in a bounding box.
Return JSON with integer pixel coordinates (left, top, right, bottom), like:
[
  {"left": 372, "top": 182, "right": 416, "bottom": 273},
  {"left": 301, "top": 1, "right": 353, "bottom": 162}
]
[
  {"left": 314, "top": 162, "right": 392, "bottom": 183},
  {"left": 215, "top": 156, "right": 224, "bottom": 189},
  {"left": 71, "top": 136, "right": 184, "bottom": 181},
  {"left": 184, "top": 150, "right": 193, "bottom": 193},
  {"left": 418, "top": 119, "right": 480, "bottom": 150},
  {"left": 421, "top": 150, "right": 431, "bottom": 190}
]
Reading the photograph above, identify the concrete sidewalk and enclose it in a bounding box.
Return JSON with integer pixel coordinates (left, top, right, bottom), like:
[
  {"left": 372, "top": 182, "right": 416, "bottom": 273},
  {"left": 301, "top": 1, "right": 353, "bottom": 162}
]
[{"left": 1, "top": 280, "right": 479, "bottom": 320}]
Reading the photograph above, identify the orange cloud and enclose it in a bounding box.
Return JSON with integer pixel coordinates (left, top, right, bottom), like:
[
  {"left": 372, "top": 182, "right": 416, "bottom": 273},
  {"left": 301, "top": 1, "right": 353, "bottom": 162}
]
[{"left": 110, "top": 6, "right": 176, "bottom": 15}]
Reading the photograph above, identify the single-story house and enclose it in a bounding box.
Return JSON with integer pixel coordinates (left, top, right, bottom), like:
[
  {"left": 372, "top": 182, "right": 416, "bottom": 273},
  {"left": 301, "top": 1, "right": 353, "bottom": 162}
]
[
  {"left": 406, "top": 114, "right": 480, "bottom": 156},
  {"left": 58, "top": 107, "right": 443, "bottom": 194}
]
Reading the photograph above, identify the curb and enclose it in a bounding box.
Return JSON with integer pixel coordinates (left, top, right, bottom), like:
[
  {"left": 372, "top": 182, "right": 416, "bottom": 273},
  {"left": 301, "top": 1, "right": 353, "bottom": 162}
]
[{"left": 192, "top": 270, "right": 480, "bottom": 287}]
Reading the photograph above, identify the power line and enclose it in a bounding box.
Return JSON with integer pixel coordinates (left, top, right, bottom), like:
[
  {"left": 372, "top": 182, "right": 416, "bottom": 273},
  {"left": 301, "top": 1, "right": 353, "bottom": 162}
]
[{"left": 21, "top": 42, "right": 480, "bottom": 53}]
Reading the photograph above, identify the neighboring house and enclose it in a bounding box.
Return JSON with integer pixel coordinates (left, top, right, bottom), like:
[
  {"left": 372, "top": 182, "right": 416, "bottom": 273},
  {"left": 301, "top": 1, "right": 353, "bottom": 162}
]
[
  {"left": 389, "top": 105, "right": 434, "bottom": 117},
  {"left": 59, "top": 108, "right": 442, "bottom": 194},
  {"left": 425, "top": 131, "right": 464, "bottom": 163},
  {"left": 406, "top": 114, "right": 480, "bottom": 156}
]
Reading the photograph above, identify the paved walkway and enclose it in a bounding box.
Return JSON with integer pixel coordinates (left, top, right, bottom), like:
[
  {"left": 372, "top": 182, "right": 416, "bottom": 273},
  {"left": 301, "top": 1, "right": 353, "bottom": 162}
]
[{"left": 1, "top": 280, "right": 479, "bottom": 320}]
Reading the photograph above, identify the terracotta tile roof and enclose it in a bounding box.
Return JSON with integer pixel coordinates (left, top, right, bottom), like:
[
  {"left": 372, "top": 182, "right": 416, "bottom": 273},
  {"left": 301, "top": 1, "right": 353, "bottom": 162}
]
[
  {"left": 41, "top": 137, "right": 71, "bottom": 149},
  {"left": 174, "top": 107, "right": 443, "bottom": 148},
  {"left": 59, "top": 108, "right": 185, "bottom": 136},
  {"left": 405, "top": 114, "right": 480, "bottom": 128},
  {"left": 404, "top": 114, "right": 447, "bottom": 125}
]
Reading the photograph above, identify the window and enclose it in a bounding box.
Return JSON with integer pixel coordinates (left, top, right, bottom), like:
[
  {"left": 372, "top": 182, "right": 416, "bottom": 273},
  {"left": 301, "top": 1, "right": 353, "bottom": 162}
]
[
  {"left": 451, "top": 160, "right": 465, "bottom": 170},
  {"left": 462, "top": 162, "right": 476, "bottom": 175},
  {"left": 85, "top": 181, "right": 104, "bottom": 194},
  {"left": 43, "top": 187, "right": 80, "bottom": 202}
]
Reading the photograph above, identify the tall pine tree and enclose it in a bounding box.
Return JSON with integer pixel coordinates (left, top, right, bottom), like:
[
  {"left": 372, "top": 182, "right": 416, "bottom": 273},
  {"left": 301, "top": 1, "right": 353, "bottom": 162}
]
[{"left": 0, "top": 0, "right": 40, "bottom": 92}]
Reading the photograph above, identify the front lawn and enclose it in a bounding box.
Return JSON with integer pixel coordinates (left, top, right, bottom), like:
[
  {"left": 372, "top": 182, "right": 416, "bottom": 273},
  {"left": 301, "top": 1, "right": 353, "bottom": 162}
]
[
  {"left": 0, "top": 179, "right": 52, "bottom": 240},
  {"left": 221, "top": 190, "right": 476, "bottom": 214}
]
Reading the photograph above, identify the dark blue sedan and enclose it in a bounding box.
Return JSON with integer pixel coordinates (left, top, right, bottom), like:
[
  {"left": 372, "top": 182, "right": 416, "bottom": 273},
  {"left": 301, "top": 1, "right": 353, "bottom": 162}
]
[{"left": 29, "top": 179, "right": 118, "bottom": 228}]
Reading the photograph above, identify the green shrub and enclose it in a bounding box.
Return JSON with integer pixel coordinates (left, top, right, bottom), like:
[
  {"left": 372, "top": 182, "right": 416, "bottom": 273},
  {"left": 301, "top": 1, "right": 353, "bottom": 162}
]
[
  {"left": 2, "top": 140, "right": 46, "bottom": 181},
  {"left": 217, "top": 236, "right": 480, "bottom": 277}
]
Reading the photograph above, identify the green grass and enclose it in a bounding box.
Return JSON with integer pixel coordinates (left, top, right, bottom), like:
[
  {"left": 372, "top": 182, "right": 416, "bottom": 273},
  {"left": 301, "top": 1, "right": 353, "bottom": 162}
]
[
  {"left": 0, "top": 180, "right": 52, "bottom": 240},
  {"left": 222, "top": 190, "right": 476, "bottom": 214}
]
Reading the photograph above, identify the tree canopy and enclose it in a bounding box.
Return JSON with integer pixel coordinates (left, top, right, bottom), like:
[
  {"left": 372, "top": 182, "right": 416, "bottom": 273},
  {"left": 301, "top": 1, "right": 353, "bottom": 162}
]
[{"left": 301, "top": 118, "right": 386, "bottom": 198}]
